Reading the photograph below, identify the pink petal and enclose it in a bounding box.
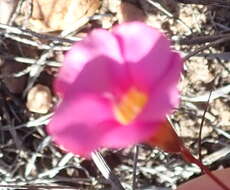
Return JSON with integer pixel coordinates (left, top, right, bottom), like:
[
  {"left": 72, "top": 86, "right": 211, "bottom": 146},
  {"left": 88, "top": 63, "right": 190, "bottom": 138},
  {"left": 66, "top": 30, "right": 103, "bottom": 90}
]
[
  {"left": 47, "top": 94, "right": 116, "bottom": 157},
  {"left": 101, "top": 121, "right": 160, "bottom": 148},
  {"left": 55, "top": 29, "right": 124, "bottom": 96},
  {"left": 112, "top": 22, "right": 172, "bottom": 91},
  {"left": 47, "top": 91, "right": 159, "bottom": 155},
  {"left": 60, "top": 56, "right": 130, "bottom": 96},
  {"left": 136, "top": 52, "right": 183, "bottom": 122}
]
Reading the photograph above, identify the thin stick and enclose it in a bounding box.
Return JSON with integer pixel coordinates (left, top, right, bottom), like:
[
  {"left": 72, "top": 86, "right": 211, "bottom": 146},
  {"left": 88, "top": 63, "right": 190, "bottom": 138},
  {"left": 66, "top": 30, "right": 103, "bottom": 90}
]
[
  {"left": 0, "top": 23, "right": 77, "bottom": 43},
  {"left": 0, "top": 184, "right": 77, "bottom": 189},
  {"left": 91, "top": 151, "right": 125, "bottom": 190},
  {"left": 175, "top": 0, "right": 230, "bottom": 7},
  {"left": 198, "top": 90, "right": 213, "bottom": 163},
  {"left": 184, "top": 37, "right": 230, "bottom": 61},
  {"left": 0, "top": 54, "right": 61, "bottom": 67},
  {"left": 181, "top": 147, "right": 230, "bottom": 190},
  {"left": 132, "top": 145, "right": 139, "bottom": 190},
  {"left": 176, "top": 33, "right": 230, "bottom": 45},
  {"left": 146, "top": 0, "right": 192, "bottom": 33},
  {"left": 181, "top": 84, "right": 230, "bottom": 102}
]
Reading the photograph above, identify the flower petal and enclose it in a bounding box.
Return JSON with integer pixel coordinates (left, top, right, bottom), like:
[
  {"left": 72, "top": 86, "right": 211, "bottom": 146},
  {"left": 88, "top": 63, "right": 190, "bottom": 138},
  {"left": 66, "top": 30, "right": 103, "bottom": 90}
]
[
  {"left": 112, "top": 22, "right": 172, "bottom": 91},
  {"left": 47, "top": 94, "right": 116, "bottom": 157},
  {"left": 136, "top": 52, "right": 182, "bottom": 122},
  {"left": 55, "top": 29, "right": 123, "bottom": 96},
  {"left": 101, "top": 121, "right": 160, "bottom": 148},
  {"left": 61, "top": 56, "right": 131, "bottom": 96}
]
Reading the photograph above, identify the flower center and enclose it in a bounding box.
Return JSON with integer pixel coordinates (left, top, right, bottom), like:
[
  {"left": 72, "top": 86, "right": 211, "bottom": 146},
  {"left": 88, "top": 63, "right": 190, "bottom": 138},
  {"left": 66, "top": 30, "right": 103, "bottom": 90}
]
[{"left": 114, "top": 87, "right": 148, "bottom": 125}]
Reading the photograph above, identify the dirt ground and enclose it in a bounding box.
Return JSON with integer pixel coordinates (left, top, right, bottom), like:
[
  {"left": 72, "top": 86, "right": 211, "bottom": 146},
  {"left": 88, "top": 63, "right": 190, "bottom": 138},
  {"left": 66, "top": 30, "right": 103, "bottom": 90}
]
[{"left": 0, "top": 0, "right": 229, "bottom": 189}]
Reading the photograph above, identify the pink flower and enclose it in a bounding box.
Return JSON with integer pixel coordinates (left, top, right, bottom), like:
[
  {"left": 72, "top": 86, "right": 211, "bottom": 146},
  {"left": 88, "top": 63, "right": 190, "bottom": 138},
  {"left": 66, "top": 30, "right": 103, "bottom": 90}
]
[{"left": 47, "top": 22, "right": 182, "bottom": 157}]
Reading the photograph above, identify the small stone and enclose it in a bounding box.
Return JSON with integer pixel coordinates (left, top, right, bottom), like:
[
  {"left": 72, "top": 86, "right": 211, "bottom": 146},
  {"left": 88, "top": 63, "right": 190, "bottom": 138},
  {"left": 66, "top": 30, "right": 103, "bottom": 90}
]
[{"left": 26, "top": 84, "right": 52, "bottom": 114}]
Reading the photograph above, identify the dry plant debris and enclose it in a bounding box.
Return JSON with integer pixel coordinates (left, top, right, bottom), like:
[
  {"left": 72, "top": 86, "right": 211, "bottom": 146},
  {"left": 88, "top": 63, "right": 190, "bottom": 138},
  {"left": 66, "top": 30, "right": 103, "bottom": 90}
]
[
  {"left": 0, "top": 0, "right": 19, "bottom": 24},
  {"left": 0, "top": 0, "right": 229, "bottom": 189},
  {"left": 0, "top": 61, "right": 27, "bottom": 94},
  {"left": 28, "top": 0, "right": 100, "bottom": 32}
]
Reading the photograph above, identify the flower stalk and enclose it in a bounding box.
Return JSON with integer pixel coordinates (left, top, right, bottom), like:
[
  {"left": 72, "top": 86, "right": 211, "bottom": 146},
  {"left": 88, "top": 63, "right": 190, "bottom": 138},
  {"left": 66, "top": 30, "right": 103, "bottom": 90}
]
[{"left": 146, "top": 119, "right": 230, "bottom": 190}]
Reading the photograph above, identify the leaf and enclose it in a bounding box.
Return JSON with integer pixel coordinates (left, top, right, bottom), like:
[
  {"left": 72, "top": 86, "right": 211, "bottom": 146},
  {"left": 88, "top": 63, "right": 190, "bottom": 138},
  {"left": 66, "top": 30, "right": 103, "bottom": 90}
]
[
  {"left": 29, "top": 0, "right": 100, "bottom": 32},
  {"left": 0, "top": 0, "right": 19, "bottom": 24}
]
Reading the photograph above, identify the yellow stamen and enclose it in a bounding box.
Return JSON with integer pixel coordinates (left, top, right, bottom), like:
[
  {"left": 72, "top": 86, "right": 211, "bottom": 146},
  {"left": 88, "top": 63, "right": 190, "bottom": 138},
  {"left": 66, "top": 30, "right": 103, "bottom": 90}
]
[{"left": 114, "top": 87, "right": 148, "bottom": 124}]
